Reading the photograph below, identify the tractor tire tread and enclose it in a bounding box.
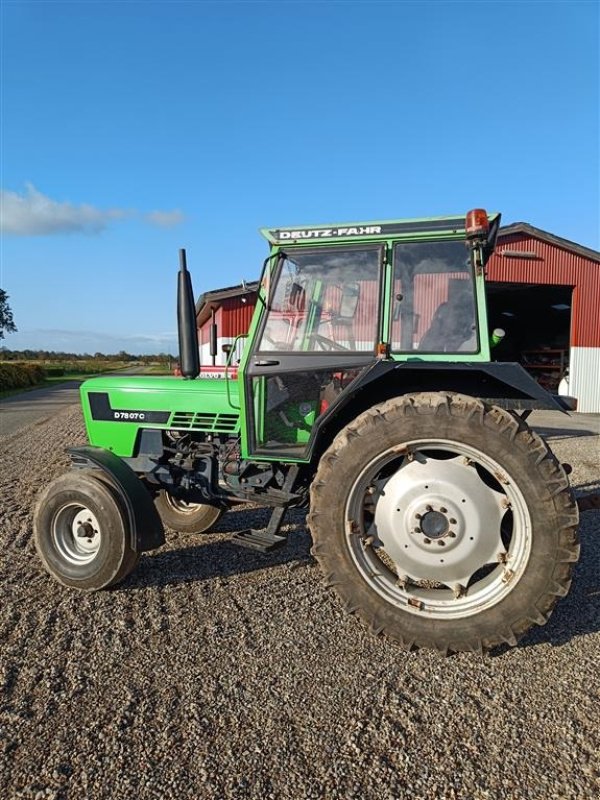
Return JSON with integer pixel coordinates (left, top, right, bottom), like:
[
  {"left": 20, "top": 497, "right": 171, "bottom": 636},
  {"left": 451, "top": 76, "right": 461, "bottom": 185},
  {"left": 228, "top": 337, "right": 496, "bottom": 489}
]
[{"left": 308, "top": 392, "right": 579, "bottom": 654}]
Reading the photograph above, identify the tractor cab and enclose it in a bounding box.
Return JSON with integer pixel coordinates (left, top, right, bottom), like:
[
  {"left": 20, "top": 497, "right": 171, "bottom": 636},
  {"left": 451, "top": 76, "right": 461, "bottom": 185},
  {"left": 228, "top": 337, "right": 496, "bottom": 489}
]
[{"left": 239, "top": 211, "right": 501, "bottom": 460}]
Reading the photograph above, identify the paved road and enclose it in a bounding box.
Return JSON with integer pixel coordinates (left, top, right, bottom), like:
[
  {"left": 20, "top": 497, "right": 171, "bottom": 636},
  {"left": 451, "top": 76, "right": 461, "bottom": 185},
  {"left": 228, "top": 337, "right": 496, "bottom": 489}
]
[
  {"left": 0, "top": 381, "right": 83, "bottom": 438},
  {"left": 0, "top": 368, "right": 151, "bottom": 438}
]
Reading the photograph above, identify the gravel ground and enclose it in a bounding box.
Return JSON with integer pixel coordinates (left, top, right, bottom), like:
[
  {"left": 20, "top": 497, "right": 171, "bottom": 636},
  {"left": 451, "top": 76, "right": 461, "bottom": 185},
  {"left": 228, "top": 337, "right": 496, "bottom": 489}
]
[{"left": 1, "top": 405, "right": 599, "bottom": 800}]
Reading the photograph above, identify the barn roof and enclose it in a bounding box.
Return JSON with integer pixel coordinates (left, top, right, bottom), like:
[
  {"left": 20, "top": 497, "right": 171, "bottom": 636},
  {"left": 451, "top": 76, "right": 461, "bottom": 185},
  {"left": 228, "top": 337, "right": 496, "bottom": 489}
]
[
  {"left": 196, "top": 282, "right": 259, "bottom": 327},
  {"left": 498, "top": 223, "right": 600, "bottom": 263}
]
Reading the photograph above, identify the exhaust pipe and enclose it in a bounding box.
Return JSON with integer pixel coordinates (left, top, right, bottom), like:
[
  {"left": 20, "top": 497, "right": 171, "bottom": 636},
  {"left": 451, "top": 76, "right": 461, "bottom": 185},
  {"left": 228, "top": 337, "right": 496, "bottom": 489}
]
[{"left": 177, "top": 248, "right": 200, "bottom": 379}]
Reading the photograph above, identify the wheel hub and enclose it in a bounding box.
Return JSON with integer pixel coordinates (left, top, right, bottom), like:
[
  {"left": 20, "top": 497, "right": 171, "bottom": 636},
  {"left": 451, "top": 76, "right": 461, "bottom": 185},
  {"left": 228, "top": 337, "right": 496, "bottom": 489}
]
[
  {"left": 52, "top": 504, "right": 102, "bottom": 564},
  {"left": 76, "top": 521, "right": 95, "bottom": 539},
  {"left": 373, "top": 455, "right": 506, "bottom": 587},
  {"left": 419, "top": 510, "right": 449, "bottom": 539}
]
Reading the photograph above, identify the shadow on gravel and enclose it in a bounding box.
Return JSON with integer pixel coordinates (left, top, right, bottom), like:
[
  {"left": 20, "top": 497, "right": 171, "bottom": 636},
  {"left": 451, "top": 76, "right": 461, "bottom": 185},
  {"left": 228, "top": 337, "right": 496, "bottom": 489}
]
[
  {"left": 493, "top": 508, "right": 600, "bottom": 656},
  {"left": 125, "top": 507, "right": 314, "bottom": 591},
  {"left": 574, "top": 479, "right": 600, "bottom": 493},
  {"left": 532, "top": 425, "right": 598, "bottom": 441},
  {"left": 125, "top": 502, "right": 600, "bottom": 657}
]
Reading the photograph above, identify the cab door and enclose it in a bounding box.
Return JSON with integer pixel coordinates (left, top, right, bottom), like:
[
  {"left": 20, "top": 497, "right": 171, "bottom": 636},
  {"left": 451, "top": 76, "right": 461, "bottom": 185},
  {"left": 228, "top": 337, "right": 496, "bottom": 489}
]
[{"left": 242, "top": 243, "right": 385, "bottom": 461}]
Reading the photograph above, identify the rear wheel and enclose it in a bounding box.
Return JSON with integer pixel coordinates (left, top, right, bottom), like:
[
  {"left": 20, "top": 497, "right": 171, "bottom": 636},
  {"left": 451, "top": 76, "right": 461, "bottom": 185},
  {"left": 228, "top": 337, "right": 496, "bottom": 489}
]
[
  {"left": 308, "top": 393, "right": 580, "bottom": 653},
  {"left": 154, "top": 490, "right": 223, "bottom": 534},
  {"left": 34, "top": 470, "right": 139, "bottom": 590}
]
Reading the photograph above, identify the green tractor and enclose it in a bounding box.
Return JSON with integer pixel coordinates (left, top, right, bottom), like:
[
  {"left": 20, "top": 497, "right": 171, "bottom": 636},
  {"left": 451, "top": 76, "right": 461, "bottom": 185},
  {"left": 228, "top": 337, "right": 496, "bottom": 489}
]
[{"left": 34, "top": 209, "right": 582, "bottom": 654}]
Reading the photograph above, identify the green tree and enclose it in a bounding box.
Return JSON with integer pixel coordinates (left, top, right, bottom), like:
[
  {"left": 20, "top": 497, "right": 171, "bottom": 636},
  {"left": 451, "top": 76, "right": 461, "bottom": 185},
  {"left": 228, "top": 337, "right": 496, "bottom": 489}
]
[{"left": 0, "top": 290, "right": 17, "bottom": 340}]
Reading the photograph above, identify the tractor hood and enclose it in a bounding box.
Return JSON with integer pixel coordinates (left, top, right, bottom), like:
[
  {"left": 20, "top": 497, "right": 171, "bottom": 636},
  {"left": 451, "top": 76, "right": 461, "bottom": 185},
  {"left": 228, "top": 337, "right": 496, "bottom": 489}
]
[{"left": 80, "top": 375, "right": 240, "bottom": 457}]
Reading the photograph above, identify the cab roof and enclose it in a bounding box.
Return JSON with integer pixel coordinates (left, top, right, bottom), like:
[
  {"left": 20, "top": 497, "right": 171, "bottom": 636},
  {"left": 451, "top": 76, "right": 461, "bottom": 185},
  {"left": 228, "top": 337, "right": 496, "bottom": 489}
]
[{"left": 261, "top": 212, "right": 501, "bottom": 246}]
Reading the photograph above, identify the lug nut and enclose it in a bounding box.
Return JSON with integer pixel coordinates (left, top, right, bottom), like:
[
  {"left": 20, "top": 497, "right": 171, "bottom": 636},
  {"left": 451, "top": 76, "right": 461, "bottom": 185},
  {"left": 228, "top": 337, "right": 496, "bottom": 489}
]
[
  {"left": 448, "top": 531, "right": 456, "bottom": 538},
  {"left": 440, "top": 506, "right": 447, "bottom": 513},
  {"left": 415, "top": 513, "right": 422, "bottom": 520},
  {"left": 426, "top": 505, "right": 433, "bottom": 512},
  {"left": 437, "top": 540, "right": 446, "bottom": 547},
  {"left": 423, "top": 538, "right": 431, "bottom": 545},
  {"left": 449, "top": 518, "right": 457, "bottom": 524}
]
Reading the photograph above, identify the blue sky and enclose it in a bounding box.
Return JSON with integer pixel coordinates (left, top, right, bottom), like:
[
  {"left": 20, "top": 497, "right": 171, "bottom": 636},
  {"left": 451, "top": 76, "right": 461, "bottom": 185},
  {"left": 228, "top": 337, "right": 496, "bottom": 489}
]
[{"left": 1, "top": 0, "right": 598, "bottom": 355}]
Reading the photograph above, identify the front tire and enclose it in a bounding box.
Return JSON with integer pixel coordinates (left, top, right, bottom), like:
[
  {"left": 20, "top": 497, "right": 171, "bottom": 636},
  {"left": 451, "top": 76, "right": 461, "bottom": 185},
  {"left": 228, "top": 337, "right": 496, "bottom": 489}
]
[
  {"left": 308, "top": 393, "right": 580, "bottom": 653},
  {"left": 34, "top": 470, "right": 139, "bottom": 590},
  {"left": 154, "top": 490, "right": 224, "bottom": 534}
]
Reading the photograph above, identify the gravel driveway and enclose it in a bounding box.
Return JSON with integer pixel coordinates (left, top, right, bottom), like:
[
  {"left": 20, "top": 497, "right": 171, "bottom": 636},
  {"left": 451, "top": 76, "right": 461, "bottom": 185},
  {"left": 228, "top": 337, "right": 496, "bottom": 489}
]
[{"left": 1, "top": 405, "right": 599, "bottom": 799}]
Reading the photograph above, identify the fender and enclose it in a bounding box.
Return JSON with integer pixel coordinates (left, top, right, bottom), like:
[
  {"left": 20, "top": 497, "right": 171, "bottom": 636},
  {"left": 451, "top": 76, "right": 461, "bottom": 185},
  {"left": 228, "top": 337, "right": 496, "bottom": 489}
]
[
  {"left": 68, "top": 446, "right": 165, "bottom": 552},
  {"left": 309, "top": 360, "right": 568, "bottom": 462},
  {"left": 350, "top": 360, "right": 568, "bottom": 411}
]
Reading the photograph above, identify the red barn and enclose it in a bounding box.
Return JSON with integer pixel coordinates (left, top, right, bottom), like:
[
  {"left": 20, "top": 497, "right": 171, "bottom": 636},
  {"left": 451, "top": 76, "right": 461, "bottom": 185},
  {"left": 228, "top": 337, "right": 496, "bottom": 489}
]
[{"left": 196, "top": 282, "right": 258, "bottom": 370}]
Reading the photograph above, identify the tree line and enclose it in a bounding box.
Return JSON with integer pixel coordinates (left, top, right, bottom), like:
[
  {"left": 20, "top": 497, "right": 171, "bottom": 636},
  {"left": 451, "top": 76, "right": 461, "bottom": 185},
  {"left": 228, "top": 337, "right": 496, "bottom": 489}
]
[{"left": 0, "top": 349, "right": 174, "bottom": 363}]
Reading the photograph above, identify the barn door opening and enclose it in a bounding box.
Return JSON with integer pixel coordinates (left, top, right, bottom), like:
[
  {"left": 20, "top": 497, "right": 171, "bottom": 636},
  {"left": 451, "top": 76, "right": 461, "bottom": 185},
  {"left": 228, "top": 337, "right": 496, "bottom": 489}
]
[{"left": 486, "top": 282, "right": 573, "bottom": 392}]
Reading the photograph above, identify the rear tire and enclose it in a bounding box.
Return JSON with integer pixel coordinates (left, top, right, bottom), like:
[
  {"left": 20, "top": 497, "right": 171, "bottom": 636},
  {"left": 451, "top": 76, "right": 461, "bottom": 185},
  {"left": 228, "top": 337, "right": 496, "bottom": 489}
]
[
  {"left": 34, "top": 470, "right": 139, "bottom": 590},
  {"left": 308, "top": 392, "right": 580, "bottom": 653},
  {"left": 154, "top": 490, "right": 223, "bottom": 534}
]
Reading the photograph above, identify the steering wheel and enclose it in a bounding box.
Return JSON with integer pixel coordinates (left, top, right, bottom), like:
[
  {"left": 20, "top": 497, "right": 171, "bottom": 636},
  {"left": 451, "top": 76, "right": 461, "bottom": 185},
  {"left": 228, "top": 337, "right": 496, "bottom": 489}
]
[
  {"left": 262, "top": 330, "right": 351, "bottom": 352},
  {"left": 261, "top": 331, "right": 289, "bottom": 350},
  {"left": 308, "top": 333, "right": 351, "bottom": 352}
]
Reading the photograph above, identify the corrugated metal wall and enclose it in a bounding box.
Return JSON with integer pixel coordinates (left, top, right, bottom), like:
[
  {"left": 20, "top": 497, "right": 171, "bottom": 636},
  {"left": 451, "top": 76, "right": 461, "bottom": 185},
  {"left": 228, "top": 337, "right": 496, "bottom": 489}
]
[
  {"left": 220, "top": 296, "right": 256, "bottom": 338},
  {"left": 570, "top": 347, "right": 600, "bottom": 413},
  {"left": 488, "top": 234, "right": 600, "bottom": 347}
]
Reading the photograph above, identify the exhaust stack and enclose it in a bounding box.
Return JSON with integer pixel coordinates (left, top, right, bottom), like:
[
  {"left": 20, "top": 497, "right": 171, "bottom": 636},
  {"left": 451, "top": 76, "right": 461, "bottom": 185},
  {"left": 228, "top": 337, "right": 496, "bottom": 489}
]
[{"left": 177, "top": 248, "right": 200, "bottom": 379}]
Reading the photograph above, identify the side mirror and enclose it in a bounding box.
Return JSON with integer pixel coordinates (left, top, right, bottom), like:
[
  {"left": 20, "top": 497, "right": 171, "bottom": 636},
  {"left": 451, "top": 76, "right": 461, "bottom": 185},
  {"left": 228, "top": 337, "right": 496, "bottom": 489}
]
[
  {"left": 339, "top": 281, "right": 360, "bottom": 318},
  {"left": 288, "top": 281, "right": 306, "bottom": 311}
]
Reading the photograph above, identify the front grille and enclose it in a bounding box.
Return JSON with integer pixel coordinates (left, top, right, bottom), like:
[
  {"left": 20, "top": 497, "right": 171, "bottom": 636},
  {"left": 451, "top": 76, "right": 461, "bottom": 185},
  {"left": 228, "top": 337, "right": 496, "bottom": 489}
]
[{"left": 169, "top": 411, "right": 239, "bottom": 433}]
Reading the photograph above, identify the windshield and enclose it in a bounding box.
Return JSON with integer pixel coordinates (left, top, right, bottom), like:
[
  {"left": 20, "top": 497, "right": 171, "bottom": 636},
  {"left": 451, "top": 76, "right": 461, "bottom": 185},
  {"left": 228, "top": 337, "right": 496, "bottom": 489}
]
[
  {"left": 391, "top": 240, "right": 478, "bottom": 353},
  {"left": 257, "top": 245, "right": 382, "bottom": 353}
]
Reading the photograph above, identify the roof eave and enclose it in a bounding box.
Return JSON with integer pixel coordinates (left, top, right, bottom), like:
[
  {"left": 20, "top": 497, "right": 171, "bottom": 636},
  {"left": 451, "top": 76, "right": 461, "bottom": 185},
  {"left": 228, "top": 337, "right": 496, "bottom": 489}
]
[{"left": 498, "top": 223, "right": 600, "bottom": 264}]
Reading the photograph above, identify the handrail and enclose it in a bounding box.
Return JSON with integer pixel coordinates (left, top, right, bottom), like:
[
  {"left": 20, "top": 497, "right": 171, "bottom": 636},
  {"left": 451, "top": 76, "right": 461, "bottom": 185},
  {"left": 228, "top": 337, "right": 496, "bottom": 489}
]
[{"left": 225, "top": 334, "right": 248, "bottom": 410}]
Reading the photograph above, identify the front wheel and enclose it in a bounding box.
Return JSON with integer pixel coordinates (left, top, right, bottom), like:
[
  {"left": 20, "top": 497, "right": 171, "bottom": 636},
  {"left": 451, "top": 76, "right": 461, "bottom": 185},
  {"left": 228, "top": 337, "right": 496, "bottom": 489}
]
[
  {"left": 154, "top": 490, "right": 224, "bottom": 534},
  {"left": 308, "top": 393, "right": 580, "bottom": 653},
  {"left": 34, "top": 470, "right": 139, "bottom": 590}
]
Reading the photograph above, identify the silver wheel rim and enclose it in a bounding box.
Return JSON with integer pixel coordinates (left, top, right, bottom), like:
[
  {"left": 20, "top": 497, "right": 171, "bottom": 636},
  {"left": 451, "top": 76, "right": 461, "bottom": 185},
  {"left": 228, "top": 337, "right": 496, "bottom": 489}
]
[
  {"left": 164, "top": 494, "right": 206, "bottom": 515},
  {"left": 345, "top": 439, "right": 532, "bottom": 620},
  {"left": 52, "top": 503, "right": 102, "bottom": 565}
]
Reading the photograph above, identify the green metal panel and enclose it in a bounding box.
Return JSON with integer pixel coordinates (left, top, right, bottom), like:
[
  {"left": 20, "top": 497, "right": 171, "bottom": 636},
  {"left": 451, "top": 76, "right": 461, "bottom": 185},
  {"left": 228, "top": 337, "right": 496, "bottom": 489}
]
[
  {"left": 81, "top": 375, "right": 240, "bottom": 457},
  {"left": 238, "top": 277, "right": 269, "bottom": 460},
  {"left": 475, "top": 270, "right": 491, "bottom": 362},
  {"left": 380, "top": 243, "right": 393, "bottom": 347}
]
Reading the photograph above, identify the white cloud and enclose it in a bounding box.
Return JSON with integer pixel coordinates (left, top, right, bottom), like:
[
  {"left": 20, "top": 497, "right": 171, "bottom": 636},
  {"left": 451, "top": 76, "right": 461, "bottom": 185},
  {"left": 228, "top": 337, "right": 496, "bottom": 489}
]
[
  {"left": 0, "top": 184, "right": 187, "bottom": 236},
  {"left": 0, "top": 183, "right": 130, "bottom": 235},
  {"left": 146, "top": 209, "right": 186, "bottom": 228}
]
